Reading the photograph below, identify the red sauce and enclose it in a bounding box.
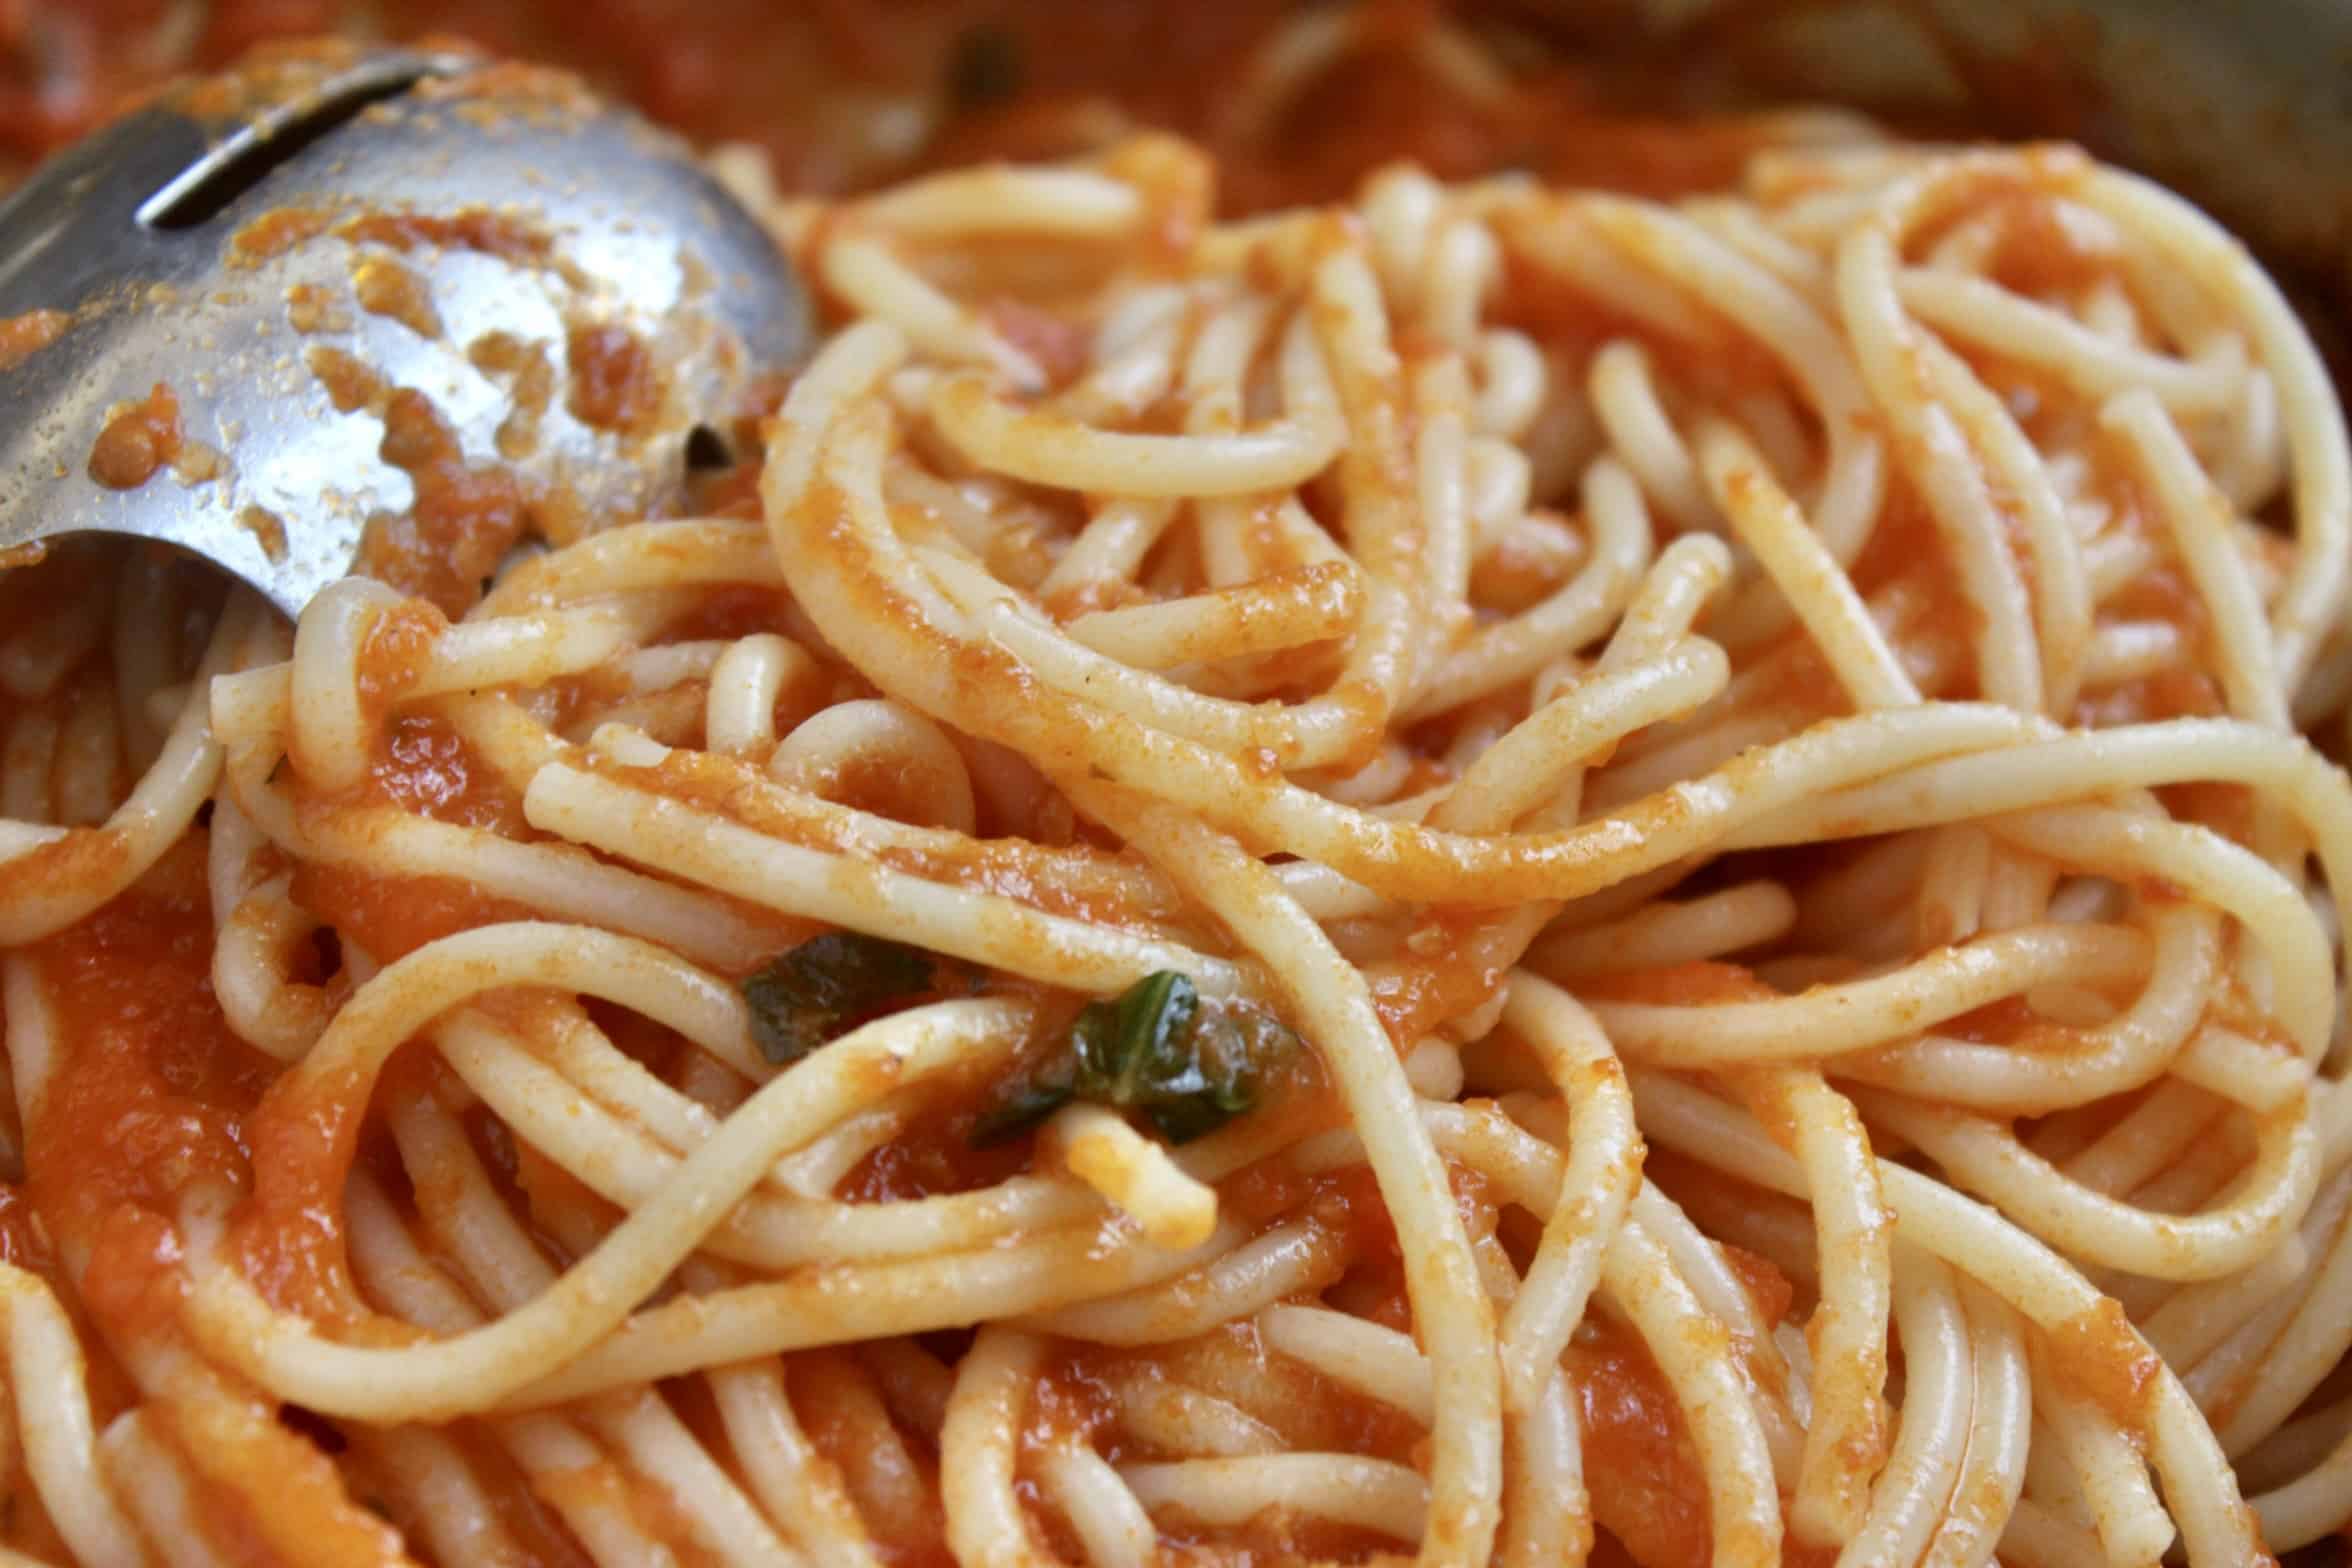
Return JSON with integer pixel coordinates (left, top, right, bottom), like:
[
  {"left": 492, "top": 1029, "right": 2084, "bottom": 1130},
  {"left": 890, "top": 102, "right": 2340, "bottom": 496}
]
[
  {"left": 0, "top": 307, "right": 66, "bottom": 370},
  {"left": 1718, "top": 1241, "right": 1796, "bottom": 1336},
  {"left": 156, "top": 1374, "right": 411, "bottom": 1568},
  {"left": 354, "top": 388, "right": 527, "bottom": 616},
  {"left": 265, "top": 647, "right": 530, "bottom": 988},
  {"left": 1367, "top": 910, "right": 1519, "bottom": 1046},
  {"left": 470, "top": 331, "right": 559, "bottom": 460},
  {"left": 1742, "top": 632, "right": 1848, "bottom": 723},
  {"left": 2047, "top": 1295, "right": 2162, "bottom": 1428},
  {"left": 1023, "top": 1345, "right": 1120, "bottom": 1449},
  {"left": 306, "top": 343, "right": 390, "bottom": 413},
  {"left": 229, "top": 206, "right": 334, "bottom": 266},
  {"left": 648, "top": 583, "right": 798, "bottom": 643},
  {"left": 288, "top": 862, "right": 529, "bottom": 965},
  {"left": 227, "top": 506, "right": 285, "bottom": 565},
  {"left": 0, "top": 816, "right": 135, "bottom": 907},
  {"left": 685, "top": 454, "right": 769, "bottom": 519},
  {"left": 1568, "top": 1317, "right": 1712, "bottom": 1568},
  {"left": 298, "top": 604, "right": 529, "bottom": 834},
  {"left": 2079, "top": 667, "right": 2226, "bottom": 730},
  {"left": 565, "top": 322, "right": 661, "bottom": 434},
  {"left": 284, "top": 281, "right": 346, "bottom": 334},
  {"left": 87, "top": 383, "right": 182, "bottom": 490},
  {"left": 337, "top": 206, "right": 553, "bottom": 263},
  {"left": 353, "top": 599, "right": 444, "bottom": 726},
  {"left": 1981, "top": 186, "right": 2117, "bottom": 297},
  {"left": 365, "top": 714, "right": 527, "bottom": 829},
  {"left": 350, "top": 256, "right": 442, "bottom": 339},
  {"left": 22, "top": 837, "right": 278, "bottom": 1334}
]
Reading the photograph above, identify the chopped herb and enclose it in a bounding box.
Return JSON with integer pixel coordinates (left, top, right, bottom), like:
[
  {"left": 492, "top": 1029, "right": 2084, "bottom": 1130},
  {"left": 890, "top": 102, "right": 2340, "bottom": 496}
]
[
  {"left": 947, "top": 24, "right": 1026, "bottom": 110},
  {"left": 968, "top": 1069, "right": 1076, "bottom": 1148},
  {"left": 972, "top": 970, "right": 1294, "bottom": 1148},
  {"left": 742, "top": 932, "right": 936, "bottom": 1065},
  {"left": 1141, "top": 1005, "right": 1279, "bottom": 1143},
  {"left": 1075, "top": 969, "right": 1200, "bottom": 1109}
]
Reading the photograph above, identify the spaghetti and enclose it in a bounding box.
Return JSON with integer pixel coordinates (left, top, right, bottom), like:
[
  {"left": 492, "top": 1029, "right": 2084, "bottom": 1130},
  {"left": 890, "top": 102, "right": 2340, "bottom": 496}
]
[{"left": 3, "top": 24, "right": 2352, "bottom": 1568}]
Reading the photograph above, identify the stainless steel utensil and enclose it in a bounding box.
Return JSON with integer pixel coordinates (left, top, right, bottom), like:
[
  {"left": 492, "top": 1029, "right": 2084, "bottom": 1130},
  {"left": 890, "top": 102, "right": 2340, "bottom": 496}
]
[{"left": 0, "top": 43, "right": 807, "bottom": 616}]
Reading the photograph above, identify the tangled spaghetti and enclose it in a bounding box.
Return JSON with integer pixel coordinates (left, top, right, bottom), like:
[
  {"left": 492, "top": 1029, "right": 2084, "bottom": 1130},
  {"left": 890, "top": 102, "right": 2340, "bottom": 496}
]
[{"left": 2, "top": 59, "right": 2352, "bottom": 1568}]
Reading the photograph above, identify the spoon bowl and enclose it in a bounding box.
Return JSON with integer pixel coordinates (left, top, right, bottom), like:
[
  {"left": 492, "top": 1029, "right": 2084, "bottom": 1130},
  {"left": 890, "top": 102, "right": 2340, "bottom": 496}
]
[{"left": 0, "top": 43, "right": 807, "bottom": 616}]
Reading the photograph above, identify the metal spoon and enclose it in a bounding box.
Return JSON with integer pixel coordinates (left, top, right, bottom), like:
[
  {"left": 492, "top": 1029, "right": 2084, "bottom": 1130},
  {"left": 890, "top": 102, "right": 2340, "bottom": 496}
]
[{"left": 0, "top": 43, "right": 807, "bottom": 616}]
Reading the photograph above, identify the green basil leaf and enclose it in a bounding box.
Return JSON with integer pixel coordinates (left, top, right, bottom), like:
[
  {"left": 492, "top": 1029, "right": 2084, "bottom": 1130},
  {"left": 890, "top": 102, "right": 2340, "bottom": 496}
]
[
  {"left": 968, "top": 1071, "right": 1077, "bottom": 1148},
  {"left": 1140, "top": 1008, "right": 1259, "bottom": 1143},
  {"left": 1142, "top": 1093, "right": 1242, "bottom": 1145},
  {"left": 1069, "top": 998, "right": 1124, "bottom": 1097},
  {"left": 741, "top": 932, "right": 936, "bottom": 1065},
  {"left": 970, "top": 971, "right": 1290, "bottom": 1149},
  {"left": 1108, "top": 970, "right": 1199, "bottom": 1106}
]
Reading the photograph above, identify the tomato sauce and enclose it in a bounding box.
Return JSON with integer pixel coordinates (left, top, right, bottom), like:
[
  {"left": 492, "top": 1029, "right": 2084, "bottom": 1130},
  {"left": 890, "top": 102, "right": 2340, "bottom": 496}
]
[
  {"left": 17, "top": 835, "right": 338, "bottom": 1333},
  {"left": 286, "top": 629, "right": 534, "bottom": 962},
  {"left": 1367, "top": 910, "right": 1519, "bottom": 1047},
  {"left": 0, "top": 308, "right": 65, "bottom": 370},
  {"left": 160, "top": 1374, "right": 414, "bottom": 1568},
  {"left": 470, "top": 331, "right": 561, "bottom": 462},
  {"left": 350, "top": 256, "right": 443, "bottom": 340},
  {"left": 87, "top": 382, "right": 183, "bottom": 490},
  {"left": 289, "top": 861, "right": 528, "bottom": 965},
  {"left": 229, "top": 207, "right": 335, "bottom": 266},
  {"left": 372, "top": 716, "right": 527, "bottom": 829},
  {"left": 1567, "top": 1316, "right": 1713, "bottom": 1568},
  {"left": 339, "top": 206, "right": 555, "bottom": 263},
  {"left": 306, "top": 343, "right": 391, "bottom": 415},
  {"left": 565, "top": 322, "right": 662, "bottom": 435},
  {"left": 2046, "top": 1295, "right": 2161, "bottom": 1429},
  {"left": 355, "top": 389, "right": 528, "bottom": 617}
]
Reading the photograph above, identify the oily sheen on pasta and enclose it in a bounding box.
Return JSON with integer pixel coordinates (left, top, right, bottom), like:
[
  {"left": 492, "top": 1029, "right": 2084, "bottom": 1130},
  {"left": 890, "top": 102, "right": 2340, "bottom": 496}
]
[{"left": 3, "top": 123, "right": 2352, "bottom": 1568}]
